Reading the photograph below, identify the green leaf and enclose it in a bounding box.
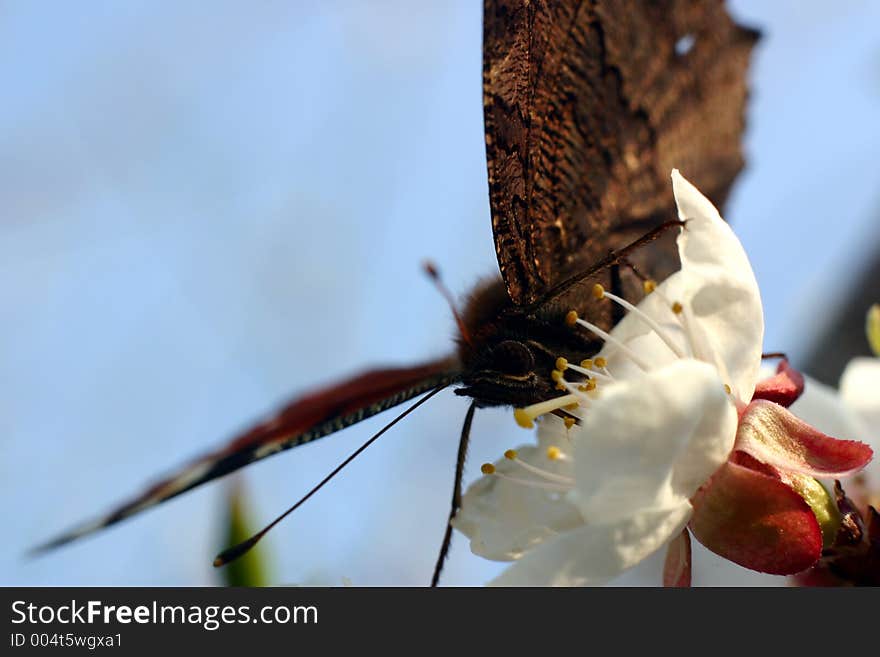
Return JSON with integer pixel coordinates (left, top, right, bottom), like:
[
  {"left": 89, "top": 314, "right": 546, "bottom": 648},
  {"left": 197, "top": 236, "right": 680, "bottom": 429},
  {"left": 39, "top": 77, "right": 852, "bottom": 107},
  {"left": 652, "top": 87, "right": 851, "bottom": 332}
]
[
  {"left": 867, "top": 304, "right": 880, "bottom": 357},
  {"left": 219, "top": 479, "right": 270, "bottom": 587}
]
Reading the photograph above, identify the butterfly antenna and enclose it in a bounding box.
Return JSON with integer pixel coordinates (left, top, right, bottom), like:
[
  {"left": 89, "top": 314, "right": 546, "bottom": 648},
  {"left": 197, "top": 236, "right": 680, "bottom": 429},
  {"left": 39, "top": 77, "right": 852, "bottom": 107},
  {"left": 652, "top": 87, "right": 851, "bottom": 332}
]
[
  {"left": 617, "top": 256, "right": 648, "bottom": 283},
  {"left": 213, "top": 383, "right": 448, "bottom": 568},
  {"left": 423, "top": 260, "right": 473, "bottom": 347},
  {"left": 614, "top": 220, "right": 686, "bottom": 261},
  {"left": 535, "top": 220, "right": 685, "bottom": 309}
]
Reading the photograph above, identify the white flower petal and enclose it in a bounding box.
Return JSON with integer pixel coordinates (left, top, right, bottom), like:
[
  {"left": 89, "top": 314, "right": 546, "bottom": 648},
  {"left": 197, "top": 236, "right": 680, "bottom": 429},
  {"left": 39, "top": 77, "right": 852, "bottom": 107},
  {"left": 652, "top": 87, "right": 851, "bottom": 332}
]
[
  {"left": 572, "top": 359, "right": 735, "bottom": 522},
  {"left": 839, "top": 357, "right": 880, "bottom": 486},
  {"left": 789, "top": 373, "right": 871, "bottom": 444},
  {"left": 600, "top": 269, "right": 690, "bottom": 354},
  {"left": 840, "top": 357, "right": 880, "bottom": 436},
  {"left": 452, "top": 432, "right": 581, "bottom": 561},
  {"left": 534, "top": 415, "right": 578, "bottom": 450},
  {"left": 671, "top": 169, "right": 764, "bottom": 402},
  {"left": 488, "top": 501, "right": 692, "bottom": 586},
  {"left": 601, "top": 328, "right": 681, "bottom": 380}
]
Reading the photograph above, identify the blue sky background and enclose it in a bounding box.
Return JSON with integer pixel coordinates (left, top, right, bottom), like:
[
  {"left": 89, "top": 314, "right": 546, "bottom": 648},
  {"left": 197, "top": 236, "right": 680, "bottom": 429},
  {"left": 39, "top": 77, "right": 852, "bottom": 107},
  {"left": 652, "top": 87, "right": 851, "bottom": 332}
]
[{"left": 2, "top": 1, "right": 879, "bottom": 586}]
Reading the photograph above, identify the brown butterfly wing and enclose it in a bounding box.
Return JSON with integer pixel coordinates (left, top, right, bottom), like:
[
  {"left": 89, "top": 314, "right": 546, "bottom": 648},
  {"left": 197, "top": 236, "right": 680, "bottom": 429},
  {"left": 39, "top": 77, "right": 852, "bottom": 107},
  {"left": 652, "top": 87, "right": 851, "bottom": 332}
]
[
  {"left": 34, "top": 358, "right": 459, "bottom": 551},
  {"left": 483, "top": 0, "right": 758, "bottom": 306}
]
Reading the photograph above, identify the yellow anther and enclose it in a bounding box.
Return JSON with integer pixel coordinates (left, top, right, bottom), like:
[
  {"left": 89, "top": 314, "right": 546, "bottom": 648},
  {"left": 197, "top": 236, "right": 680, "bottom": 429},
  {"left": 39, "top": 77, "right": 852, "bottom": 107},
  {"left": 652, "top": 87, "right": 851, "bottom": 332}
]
[
  {"left": 514, "top": 408, "right": 535, "bottom": 429},
  {"left": 672, "top": 301, "right": 683, "bottom": 314},
  {"left": 592, "top": 283, "right": 605, "bottom": 300},
  {"left": 585, "top": 379, "right": 597, "bottom": 391},
  {"left": 580, "top": 359, "right": 593, "bottom": 369},
  {"left": 643, "top": 279, "right": 657, "bottom": 294},
  {"left": 563, "top": 417, "right": 576, "bottom": 429},
  {"left": 594, "top": 357, "right": 607, "bottom": 369},
  {"left": 517, "top": 394, "right": 580, "bottom": 428},
  {"left": 565, "top": 310, "right": 579, "bottom": 326},
  {"left": 565, "top": 403, "right": 579, "bottom": 411},
  {"left": 551, "top": 369, "right": 564, "bottom": 383},
  {"left": 556, "top": 382, "right": 567, "bottom": 391},
  {"left": 555, "top": 357, "right": 569, "bottom": 371},
  {"left": 504, "top": 449, "right": 518, "bottom": 460},
  {"left": 724, "top": 384, "right": 731, "bottom": 395},
  {"left": 481, "top": 463, "right": 496, "bottom": 475},
  {"left": 546, "top": 446, "right": 562, "bottom": 461}
]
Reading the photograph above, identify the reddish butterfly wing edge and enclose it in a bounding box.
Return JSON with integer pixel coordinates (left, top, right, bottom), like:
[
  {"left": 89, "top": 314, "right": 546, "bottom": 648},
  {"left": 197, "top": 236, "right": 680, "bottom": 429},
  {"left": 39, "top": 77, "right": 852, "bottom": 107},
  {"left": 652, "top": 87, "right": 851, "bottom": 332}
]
[{"left": 33, "top": 357, "right": 460, "bottom": 552}]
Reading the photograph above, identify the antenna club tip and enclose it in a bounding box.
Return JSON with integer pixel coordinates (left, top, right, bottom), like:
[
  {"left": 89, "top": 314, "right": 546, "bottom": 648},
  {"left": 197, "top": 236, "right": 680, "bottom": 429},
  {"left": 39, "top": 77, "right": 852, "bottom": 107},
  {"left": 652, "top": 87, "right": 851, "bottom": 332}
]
[
  {"left": 422, "top": 260, "right": 440, "bottom": 279},
  {"left": 213, "top": 556, "right": 226, "bottom": 568}
]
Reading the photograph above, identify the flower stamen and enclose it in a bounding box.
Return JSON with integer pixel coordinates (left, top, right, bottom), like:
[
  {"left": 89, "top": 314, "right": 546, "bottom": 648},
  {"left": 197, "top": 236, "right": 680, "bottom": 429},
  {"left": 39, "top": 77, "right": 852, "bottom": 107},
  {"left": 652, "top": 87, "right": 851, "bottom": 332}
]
[
  {"left": 574, "top": 314, "right": 653, "bottom": 370},
  {"left": 514, "top": 394, "right": 581, "bottom": 428},
  {"left": 559, "top": 378, "right": 595, "bottom": 401},
  {"left": 593, "top": 356, "right": 616, "bottom": 380},
  {"left": 594, "top": 284, "right": 686, "bottom": 359},
  {"left": 549, "top": 366, "right": 600, "bottom": 400},
  {"left": 642, "top": 283, "right": 697, "bottom": 360},
  {"left": 505, "top": 452, "right": 573, "bottom": 484},
  {"left": 567, "top": 363, "right": 612, "bottom": 382},
  {"left": 489, "top": 472, "right": 572, "bottom": 492}
]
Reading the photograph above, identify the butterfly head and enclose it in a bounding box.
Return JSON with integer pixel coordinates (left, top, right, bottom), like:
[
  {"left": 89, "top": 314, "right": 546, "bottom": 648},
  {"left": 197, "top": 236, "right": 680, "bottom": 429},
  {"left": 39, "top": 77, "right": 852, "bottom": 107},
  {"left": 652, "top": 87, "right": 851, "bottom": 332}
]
[{"left": 454, "top": 278, "right": 601, "bottom": 409}]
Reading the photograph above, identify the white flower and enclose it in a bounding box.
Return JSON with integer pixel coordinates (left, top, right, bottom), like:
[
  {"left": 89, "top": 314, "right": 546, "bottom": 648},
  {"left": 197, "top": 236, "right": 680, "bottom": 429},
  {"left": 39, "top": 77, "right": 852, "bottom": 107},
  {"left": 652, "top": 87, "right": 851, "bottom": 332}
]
[
  {"left": 840, "top": 358, "right": 880, "bottom": 497},
  {"left": 803, "top": 306, "right": 880, "bottom": 505},
  {"left": 839, "top": 304, "right": 880, "bottom": 455},
  {"left": 841, "top": 357, "right": 880, "bottom": 435},
  {"left": 454, "top": 171, "right": 872, "bottom": 586},
  {"left": 453, "top": 170, "right": 757, "bottom": 585},
  {"left": 788, "top": 305, "right": 880, "bottom": 507},
  {"left": 788, "top": 370, "right": 877, "bottom": 476}
]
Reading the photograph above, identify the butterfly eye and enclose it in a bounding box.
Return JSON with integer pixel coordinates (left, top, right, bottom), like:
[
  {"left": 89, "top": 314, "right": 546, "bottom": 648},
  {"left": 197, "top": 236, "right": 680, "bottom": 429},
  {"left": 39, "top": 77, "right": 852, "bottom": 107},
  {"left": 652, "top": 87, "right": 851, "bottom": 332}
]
[{"left": 494, "top": 340, "right": 535, "bottom": 377}]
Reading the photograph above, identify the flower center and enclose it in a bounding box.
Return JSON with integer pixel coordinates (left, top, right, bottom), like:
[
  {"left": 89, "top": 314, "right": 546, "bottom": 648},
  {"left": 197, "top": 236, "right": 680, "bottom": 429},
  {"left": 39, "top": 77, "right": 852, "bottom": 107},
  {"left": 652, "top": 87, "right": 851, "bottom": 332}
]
[{"left": 513, "top": 280, "right": 724, "bottom": 428}]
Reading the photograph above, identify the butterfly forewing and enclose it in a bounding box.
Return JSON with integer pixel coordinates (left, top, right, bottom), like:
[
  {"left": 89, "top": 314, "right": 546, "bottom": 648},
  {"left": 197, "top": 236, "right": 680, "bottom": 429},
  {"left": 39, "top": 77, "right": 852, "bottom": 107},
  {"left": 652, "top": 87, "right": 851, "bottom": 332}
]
[{"left": 484, "top": 0, "right": 758, "bottom": 306}]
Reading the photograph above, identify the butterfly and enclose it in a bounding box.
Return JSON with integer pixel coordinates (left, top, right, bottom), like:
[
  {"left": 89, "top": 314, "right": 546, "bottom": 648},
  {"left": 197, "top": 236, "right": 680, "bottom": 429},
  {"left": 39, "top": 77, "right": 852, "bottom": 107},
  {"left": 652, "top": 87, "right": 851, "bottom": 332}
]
[{"left": 37, "top": 0, "right": 757, "bottom": 584}]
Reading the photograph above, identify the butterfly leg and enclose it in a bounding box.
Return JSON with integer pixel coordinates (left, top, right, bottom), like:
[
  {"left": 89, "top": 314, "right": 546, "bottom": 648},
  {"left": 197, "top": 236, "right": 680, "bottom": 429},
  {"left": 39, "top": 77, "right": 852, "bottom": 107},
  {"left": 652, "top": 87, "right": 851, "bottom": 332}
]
[
  {"left": 430, "top": 401, "right": 476, "bottom": 587},
  {"left": 610, "top": 263, "right": 625, "bottom": 325}
]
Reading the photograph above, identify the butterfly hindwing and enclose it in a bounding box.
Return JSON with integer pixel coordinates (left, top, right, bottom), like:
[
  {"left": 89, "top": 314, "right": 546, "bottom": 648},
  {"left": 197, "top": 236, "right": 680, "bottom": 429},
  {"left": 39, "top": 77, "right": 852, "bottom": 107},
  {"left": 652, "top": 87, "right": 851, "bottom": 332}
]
[{"left": 36, "top": 358, "right": 460, "bottom": 551}]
